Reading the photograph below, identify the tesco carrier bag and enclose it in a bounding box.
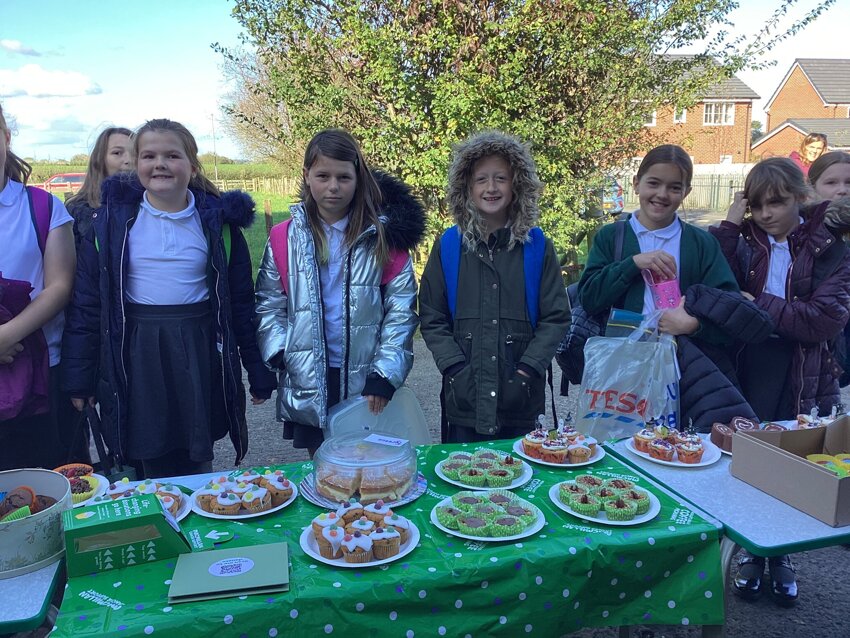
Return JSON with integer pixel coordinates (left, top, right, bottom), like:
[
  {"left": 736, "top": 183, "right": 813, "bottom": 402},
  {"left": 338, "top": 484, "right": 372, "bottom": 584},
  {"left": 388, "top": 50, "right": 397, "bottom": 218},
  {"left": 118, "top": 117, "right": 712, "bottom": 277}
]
[{"left": 577, "top": 312, "right": 679, "bottom": 441}]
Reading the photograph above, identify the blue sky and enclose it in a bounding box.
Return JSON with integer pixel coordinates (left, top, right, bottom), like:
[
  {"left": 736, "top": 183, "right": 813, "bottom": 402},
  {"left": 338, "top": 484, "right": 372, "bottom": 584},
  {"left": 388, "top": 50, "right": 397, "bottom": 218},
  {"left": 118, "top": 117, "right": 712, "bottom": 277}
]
[{"left": 1, "top": 0, "right": 848, "bottom": 162}]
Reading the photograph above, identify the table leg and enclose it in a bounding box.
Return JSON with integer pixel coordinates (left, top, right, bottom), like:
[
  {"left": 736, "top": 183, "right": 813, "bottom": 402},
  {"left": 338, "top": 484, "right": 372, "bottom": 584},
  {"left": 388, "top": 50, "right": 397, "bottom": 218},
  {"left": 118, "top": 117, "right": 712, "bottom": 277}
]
[{"left": 701, "top": 537, "right": 739, "bottom": 638}]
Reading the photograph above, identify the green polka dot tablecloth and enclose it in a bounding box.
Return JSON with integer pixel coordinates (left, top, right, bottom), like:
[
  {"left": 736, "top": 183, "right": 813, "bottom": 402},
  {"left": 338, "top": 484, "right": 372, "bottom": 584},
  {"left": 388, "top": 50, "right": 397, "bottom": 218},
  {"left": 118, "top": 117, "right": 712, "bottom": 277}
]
[{"left": 52, "top": 441, "right": 723, "bottom": 636}]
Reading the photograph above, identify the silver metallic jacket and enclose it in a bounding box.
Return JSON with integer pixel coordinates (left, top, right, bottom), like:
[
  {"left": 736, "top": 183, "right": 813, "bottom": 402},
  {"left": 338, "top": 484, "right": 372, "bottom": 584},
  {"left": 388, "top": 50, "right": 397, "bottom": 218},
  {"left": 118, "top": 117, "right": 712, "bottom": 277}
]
[{"left": 255, "top": 173, "right": 426, "bottom": 428}]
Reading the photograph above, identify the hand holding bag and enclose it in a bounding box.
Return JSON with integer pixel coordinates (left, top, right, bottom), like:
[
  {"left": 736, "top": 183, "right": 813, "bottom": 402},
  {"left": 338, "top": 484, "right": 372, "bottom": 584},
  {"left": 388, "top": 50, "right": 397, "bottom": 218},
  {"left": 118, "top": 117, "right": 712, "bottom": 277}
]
[{"left": 576, "top": 311, "right": 680, "bottom": 442}]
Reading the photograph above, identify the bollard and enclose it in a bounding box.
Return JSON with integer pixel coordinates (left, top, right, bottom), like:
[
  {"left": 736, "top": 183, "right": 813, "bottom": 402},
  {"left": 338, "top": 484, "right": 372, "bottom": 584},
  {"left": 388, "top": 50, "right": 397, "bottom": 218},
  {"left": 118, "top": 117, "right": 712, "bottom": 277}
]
[{"left": 264, "top": 199, "right": 273, "bottom": 236}]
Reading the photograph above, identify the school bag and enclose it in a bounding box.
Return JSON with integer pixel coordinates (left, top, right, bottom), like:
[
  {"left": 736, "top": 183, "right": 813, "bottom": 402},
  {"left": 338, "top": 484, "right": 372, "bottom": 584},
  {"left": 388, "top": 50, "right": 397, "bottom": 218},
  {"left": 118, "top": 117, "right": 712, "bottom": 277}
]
[
  {"left": 556, "top": 220, "right": 626, "bottom": 392},
  {"left": 439, "top": 224, "right": 546, "bottom": 328},
  {"left": 0, "top": 186, "right": 52, "bottom": 421},
  {"left": 268, "top": 217, "right": 409, "bottom": 296}
]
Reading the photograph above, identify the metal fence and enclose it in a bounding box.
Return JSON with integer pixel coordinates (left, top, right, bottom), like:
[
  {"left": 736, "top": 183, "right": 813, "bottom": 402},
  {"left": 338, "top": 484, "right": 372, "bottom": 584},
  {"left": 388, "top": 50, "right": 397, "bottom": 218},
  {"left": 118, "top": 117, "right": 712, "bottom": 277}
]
[{"left": 623, "top": 174, "right": 746, "bottom": 211}]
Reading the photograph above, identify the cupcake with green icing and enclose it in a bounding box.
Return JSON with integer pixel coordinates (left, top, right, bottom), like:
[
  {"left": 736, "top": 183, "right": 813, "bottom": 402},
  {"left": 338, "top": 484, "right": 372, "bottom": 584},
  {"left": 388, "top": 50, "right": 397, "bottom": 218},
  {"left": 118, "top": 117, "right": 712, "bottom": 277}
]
[
  {"left": 491, "top": 515, "right": 524, "bottom": 537},
  {"left": 484, "top": 468, "right": 513, "bottom": 488},
  {"left": 604, "top": 497, "right": 637, "bottom": 521},
  {"left": 457, "top": 515, "right": 491, "bottom": 536},
  {"left": 435, "top": 505, "right": 464, "bottom": 529},
  {"left": 458, "top": 468, "right": 486, "bottom": 488},
  {"left": 621, "top": 488, "right": 651, "bottom": 515},
  {"left": 569, "top": 493, "right": 601, "bottom": 516}
]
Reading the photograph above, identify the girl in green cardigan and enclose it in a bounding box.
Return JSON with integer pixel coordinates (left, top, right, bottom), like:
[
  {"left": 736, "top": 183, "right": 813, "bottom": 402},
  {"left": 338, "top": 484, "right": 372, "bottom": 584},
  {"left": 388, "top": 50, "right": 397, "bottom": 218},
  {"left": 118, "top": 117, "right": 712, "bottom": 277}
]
[{"left": 578, "top": 145, "right": 739, "bottom": 344}]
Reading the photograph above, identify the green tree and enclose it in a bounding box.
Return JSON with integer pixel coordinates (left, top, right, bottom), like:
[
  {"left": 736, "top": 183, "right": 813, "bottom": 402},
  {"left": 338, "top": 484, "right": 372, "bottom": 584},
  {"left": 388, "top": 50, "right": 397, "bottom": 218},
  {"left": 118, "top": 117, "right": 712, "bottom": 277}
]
[
  {"left": 199, "top": 152, "right": 235, "bottom": 165},
  {"left": 219, "top": 0, "right": 834, "bottom": 251},
  {"left": 751, "top": 120, "right": 764, "bottom": 144},
  {"left": 70, "top": 153, "right": 90, "bottom": 165}
]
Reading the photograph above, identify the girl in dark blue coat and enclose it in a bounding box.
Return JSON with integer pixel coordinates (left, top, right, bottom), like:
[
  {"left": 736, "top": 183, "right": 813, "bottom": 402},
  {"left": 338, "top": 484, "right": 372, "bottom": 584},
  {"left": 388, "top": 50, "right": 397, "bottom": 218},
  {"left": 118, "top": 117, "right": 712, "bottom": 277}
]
[{"left": 62, "top": 119, "right": 275, "bottom": 476}]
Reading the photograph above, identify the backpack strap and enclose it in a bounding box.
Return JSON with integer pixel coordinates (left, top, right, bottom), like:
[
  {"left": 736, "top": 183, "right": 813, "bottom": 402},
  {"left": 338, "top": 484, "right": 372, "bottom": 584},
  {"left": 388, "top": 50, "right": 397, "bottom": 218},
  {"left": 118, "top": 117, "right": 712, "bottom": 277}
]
[
  {"left": 269, "top": 218, "right": 293, "bottom": 295},
  {"left": 523, "top": 227, "right": 546, "bottom": 328},
  {"left": 25, "top": 186, "right": 52, "bottom": 255},
  {"left": 440, "top": 224, "right": 548, "bottom": 329},
  {"left": 222, "top": 223, "right": 232, "bottom": 264},
  {"left": 613, "top": 219, "right": 626, "bottom": 261}
]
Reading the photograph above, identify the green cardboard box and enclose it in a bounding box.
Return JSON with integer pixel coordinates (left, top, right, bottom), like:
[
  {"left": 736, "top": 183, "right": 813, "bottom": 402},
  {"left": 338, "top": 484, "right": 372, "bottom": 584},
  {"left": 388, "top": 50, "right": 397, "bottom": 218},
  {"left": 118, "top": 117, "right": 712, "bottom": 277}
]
[{"left": 62, "top": 494, "right": 192, "bottom": 577}]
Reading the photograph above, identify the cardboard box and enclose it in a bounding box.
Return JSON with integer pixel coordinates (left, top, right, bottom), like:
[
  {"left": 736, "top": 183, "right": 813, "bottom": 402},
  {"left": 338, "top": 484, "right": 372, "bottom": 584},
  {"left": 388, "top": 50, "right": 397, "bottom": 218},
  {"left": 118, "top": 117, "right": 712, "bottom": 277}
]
[
  {"left": 731, "top": 416, "right": 850, "bottom": 527},
  {"left": 62, "top": 494, "right": 192, "bottom": 577}
]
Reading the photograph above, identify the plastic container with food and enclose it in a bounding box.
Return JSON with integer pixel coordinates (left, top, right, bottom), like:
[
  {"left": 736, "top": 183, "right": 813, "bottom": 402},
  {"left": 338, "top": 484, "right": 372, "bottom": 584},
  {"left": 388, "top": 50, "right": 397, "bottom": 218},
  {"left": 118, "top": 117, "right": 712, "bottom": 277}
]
[{"left": 313, "top": 432, "right": 417, "bottom": 504}]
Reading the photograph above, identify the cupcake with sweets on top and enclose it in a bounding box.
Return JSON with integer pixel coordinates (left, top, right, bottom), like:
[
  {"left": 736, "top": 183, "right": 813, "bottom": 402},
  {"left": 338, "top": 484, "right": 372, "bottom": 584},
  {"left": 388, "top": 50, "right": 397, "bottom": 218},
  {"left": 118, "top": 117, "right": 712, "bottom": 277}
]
[
  {"left": 383, "top": 512, "right": 412, "bottom": 543},
  {"left": 371, "top": 526, "right": 401, "bottom": 559},
  {"left": 346, "top": 515, "right": 376, "bottom": 535},
  {"left": 340, "top": 531, "right": 373, "bottom": 563}
]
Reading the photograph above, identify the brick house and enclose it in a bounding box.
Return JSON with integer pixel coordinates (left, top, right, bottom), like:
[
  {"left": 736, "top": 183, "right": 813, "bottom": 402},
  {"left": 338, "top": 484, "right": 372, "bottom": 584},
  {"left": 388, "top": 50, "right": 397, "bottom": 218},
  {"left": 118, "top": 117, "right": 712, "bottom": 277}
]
[
  {"left": 751, "top": 118, "right": 850, "bottom": 160},
  {"left": 764, "top": 59, "right": 850, "bottom": 132},
  {"left": 641, "top": 76, "right": 759, "bottom": 164}
]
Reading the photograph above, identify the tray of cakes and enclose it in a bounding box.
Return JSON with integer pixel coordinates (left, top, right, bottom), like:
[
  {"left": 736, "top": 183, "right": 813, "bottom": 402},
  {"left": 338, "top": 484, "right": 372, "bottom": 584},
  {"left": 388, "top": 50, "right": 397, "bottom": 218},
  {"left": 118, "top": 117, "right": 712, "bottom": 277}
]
[
  {"left": 88, "top": 477, "right": 192, "bottom": 522},
  {"left": 626, "top": 424, "right": 720, "bottom": 467},
  {"left": 429, "top": 490, "right": 545, "bottom": 541},
  {"left": 300, "top": 503, "right": 418, "bottom": 567},
  {"left": 53, "top": 464, "right": 108, "bottom": 508},
  {"left": 190, "top": 470, "right": 298, "bottom": 519},
  {"left": 711, "top": 408, "right": 842, "bottom": 456},
  {"left": 300, "top": 432, "right": 425, "bottom": 508},
  {"left": 435, "top": 448, "right": 532, "bottom": 490},
  {"left": 549, "top": 475, "right": 661, "bottom": 526},
  {"left": 513, "top": 421, "right": 605, "bottom": 468}
]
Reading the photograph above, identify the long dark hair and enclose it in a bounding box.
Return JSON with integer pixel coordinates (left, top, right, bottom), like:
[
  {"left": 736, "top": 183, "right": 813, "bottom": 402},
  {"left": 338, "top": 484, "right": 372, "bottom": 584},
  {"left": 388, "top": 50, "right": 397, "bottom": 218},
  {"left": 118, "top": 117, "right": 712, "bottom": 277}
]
[
  {"left": 636, "top": 144, "right": 694, "bottom": 188},
  {"left": 68, "top": 126, "right": 133, "bottom": 209},
  {"left": 134, "top": 119, "right": 220, "bottom": 196},
  {"left": 301, "top": 129, "right": 386, "bottom": 265},
  {"left": 0, "top": 104, "right": 32, "bottom": 184}
]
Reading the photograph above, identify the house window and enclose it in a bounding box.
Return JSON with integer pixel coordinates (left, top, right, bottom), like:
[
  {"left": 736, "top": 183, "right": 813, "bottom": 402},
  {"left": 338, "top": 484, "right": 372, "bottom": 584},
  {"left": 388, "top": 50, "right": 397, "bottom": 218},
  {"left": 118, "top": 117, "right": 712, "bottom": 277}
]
[
  {"left": 673, "top": 108, "right": 687, "bottom": 124},
  {"left": 643, "top": 110, "right": 657, "bottom": 127},
  {"left": 703, "top": 103, "right": 735, "bottom": 126}
]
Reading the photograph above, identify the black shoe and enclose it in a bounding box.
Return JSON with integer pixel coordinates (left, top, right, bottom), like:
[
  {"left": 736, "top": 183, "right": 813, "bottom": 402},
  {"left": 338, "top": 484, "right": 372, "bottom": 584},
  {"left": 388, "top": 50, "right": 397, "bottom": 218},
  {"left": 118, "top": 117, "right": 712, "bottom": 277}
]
[
  {"left": 768, "top": 555, "right": 798, "bottom": 606},
  {"left": 732, "top": 552, "right": 765, "bottom": 600}
]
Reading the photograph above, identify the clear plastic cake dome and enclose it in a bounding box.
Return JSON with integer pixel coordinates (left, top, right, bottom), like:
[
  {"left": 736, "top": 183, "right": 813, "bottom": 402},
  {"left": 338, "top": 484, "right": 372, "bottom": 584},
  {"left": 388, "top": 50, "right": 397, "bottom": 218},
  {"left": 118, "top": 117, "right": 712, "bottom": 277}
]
[{"left": 313, "top": 431, "right": 417, "bottom": 505}]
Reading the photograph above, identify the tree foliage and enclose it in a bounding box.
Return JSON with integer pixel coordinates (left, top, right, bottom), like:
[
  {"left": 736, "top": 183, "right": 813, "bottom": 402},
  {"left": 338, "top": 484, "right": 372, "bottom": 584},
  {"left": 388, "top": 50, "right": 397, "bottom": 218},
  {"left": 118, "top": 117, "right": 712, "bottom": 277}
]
[{"left": 219, "top": 0, "right": 834, "bottom": 249}]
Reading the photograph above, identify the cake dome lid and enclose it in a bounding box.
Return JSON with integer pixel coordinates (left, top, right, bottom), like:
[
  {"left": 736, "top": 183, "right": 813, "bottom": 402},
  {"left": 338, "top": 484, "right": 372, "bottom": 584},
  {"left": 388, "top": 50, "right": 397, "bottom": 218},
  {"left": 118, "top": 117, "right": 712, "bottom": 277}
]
[{"left": 314, "top": 431, "right": 413, "bottom": 467}]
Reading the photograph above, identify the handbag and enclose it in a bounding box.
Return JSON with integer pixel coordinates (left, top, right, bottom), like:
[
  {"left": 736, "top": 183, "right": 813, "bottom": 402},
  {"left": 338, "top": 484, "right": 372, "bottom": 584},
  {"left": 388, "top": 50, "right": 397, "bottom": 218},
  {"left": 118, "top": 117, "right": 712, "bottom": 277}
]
[
  {"left": 576, "top": 311, "right": 680, "bottom": 442},
  {"left": 81, "top": 405, "right": 137, "bottom": 482}
]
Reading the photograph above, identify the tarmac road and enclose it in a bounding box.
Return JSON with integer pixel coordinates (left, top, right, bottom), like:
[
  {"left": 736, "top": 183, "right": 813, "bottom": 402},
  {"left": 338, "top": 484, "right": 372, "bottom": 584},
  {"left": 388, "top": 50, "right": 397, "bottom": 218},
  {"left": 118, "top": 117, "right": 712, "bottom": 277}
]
[{"left": 219, "top": 337, "right": 850, "bottom": 638}]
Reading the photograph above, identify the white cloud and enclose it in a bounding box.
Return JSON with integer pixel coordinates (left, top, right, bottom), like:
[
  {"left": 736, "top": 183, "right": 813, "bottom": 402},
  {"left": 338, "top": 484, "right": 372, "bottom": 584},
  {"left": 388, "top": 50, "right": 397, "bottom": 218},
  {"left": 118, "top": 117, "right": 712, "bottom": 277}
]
[
  {"left": 0, "top": 64, "right": 101, "bottom": 98},
  {"left": 0, "top": 40, "right": 41, "bottom": 57}
]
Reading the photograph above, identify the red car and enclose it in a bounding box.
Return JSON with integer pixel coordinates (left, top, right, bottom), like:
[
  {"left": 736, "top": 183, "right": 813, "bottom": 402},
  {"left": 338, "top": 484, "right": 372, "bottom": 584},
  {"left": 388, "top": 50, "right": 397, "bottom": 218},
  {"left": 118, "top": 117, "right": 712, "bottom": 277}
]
[{"left": 37, "top": 172, "right": 86, "bottom": 195}]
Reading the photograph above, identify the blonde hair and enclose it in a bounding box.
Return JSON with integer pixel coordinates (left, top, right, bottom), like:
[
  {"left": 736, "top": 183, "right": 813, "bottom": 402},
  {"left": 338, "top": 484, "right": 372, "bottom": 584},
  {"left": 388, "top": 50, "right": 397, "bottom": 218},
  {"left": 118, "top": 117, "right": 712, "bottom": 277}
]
[
  {"left": 798, "top": 133, "right": 828, "bottom": 166},
  {"left": 134, "top": 119, "right": 220, "bottom": 197},
  {"left": 0, "top": 104, "right": 32, "bottom": 184},
  {"left": 67, "top": 126, "right": 133, "bottom": 209},
  {"left": 301, "top": 129, "right": 387, "bottom": 265}
]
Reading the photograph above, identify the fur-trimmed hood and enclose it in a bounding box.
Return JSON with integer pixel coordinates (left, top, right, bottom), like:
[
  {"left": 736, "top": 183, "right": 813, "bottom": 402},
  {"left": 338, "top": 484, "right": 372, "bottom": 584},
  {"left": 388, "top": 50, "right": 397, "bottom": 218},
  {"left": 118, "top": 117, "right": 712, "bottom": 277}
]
[
  {"left": 373, "top": 170, "right": 426, "bottom": 251},
  {"left": 100, "top": 172, "right": 256, "bottom": 228},
  {"left": 447, "top": 131, "right": 542, "bottom": 248}
]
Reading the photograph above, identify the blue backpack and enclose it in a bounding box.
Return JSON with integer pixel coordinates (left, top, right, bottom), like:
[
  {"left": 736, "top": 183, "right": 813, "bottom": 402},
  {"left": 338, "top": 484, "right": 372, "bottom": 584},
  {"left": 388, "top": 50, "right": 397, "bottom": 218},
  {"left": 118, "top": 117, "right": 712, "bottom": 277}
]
[{"left": 439, "top": 225, "right": 546, "bottom": 328}]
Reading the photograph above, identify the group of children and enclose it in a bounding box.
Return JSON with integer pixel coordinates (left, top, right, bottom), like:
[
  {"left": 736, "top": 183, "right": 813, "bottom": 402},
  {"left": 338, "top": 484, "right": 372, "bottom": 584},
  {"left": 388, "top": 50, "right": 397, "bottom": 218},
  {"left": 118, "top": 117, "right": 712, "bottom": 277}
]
[{"left": 2, "top": 100, "right": 849, "bottom": 607}]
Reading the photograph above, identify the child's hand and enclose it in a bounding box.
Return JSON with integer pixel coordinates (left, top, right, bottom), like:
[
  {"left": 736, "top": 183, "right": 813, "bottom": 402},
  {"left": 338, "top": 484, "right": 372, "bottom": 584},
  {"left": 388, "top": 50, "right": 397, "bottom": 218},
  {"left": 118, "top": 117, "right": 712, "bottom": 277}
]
[
  {"left": 0, "top": 341, "right": 23, "bottom": 364},
  {"left": 633, "top": 250, "right": 677, "bottom": 281},
  {"left": 726, "top": 191, "right": 748, "bottom": 225},
  {"left": 71, "top": 397, "right": 96, "bottom": 412},
  {"left": 365, "top": 395, "right": 389, "bottom": 415},
  {"left": 658, "top": 297, "right": 699, "bottom": 336}
]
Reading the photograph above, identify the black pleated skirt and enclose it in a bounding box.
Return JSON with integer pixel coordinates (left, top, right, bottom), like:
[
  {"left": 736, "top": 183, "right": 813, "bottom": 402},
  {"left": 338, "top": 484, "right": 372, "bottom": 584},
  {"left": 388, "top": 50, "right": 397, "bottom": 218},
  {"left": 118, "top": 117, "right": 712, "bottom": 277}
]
[{"left": 124, "top": 301, "right": 227, "bottom": 462}]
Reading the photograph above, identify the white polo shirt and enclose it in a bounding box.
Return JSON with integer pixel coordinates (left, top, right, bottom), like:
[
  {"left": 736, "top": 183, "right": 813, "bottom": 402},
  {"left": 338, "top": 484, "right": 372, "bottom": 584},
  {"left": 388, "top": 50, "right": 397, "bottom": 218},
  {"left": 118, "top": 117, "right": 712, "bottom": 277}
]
[
  {"left": 0, "top": 179, "right": 73, "bottom": 365},
  {"left": 319, "top": 216, "right": 349, "bottom": 367}
]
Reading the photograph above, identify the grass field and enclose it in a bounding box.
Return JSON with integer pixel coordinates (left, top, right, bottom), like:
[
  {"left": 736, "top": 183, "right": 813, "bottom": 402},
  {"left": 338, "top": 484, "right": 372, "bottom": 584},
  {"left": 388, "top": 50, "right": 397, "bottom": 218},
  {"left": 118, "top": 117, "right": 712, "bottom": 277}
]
[{"left": 244, "top": 192, "right": 291, "bottom": 271}]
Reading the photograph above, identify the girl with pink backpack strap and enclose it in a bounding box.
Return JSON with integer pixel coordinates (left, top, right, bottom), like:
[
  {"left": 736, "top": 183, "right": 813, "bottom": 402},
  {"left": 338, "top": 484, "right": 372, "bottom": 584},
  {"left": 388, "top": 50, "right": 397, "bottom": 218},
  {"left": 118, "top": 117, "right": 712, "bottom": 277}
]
[
  {"left": 0, "top": 103, "right": 85, "bottom": 470},
  {"left": 255, "top": 129, "right": 425, "bottom": 457}
]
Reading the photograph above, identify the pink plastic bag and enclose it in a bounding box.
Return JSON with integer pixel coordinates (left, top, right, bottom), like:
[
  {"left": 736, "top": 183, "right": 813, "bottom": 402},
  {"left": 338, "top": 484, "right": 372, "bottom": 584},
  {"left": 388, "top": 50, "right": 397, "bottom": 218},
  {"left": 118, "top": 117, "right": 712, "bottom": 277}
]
[{"left": 642, "top": 269, "right": 681, "bottom": 310}]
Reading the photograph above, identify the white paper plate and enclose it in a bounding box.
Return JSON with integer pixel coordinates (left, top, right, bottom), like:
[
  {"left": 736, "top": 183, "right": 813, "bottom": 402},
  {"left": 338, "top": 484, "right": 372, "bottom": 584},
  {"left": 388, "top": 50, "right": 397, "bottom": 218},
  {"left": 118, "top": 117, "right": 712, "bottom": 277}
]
[
  {"left": 512, "top": 439, "right": 606, "bottom": 468},
  {"left": 435, "top": 459, "right": 532, "bottom": 491},
  {"left": 190, "top": 482, "right": 298, "bottom": 520},
  {"left": 624, "top": 435, "right": 721, "bottom": 468},
  {"left": 548, "top": 483, "right": 661, "bottom": 527},
  {"left": 299, "top": 472, "right": 427, "bottom": 510},
  {"left": 72, "top": 473, "right": 108, "bottom": 508},
  {"left": 429, "top": 495, "right": 545, "bottom": 542},
  {"left": 299, "top": 521, "right": 420, "bottom": 568}
]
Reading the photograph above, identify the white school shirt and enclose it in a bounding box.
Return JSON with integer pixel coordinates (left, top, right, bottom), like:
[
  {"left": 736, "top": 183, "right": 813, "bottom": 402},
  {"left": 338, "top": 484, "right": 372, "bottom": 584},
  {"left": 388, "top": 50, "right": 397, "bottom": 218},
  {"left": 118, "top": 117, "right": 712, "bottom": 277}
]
[
  {"left": 125, "top": 191, "right": 209, "bottom": 305},
  {"left": 629, "top": 213, "right": 682, "bottom": 317},
  {"left": 0, "top": 179, "right": 73, "bottom": 366},
  {"left": 319, "top": 216, "right": 349, "bottom": 368},
  {"left": 764, "top": 222, "right": 801, "bottom": 300}
]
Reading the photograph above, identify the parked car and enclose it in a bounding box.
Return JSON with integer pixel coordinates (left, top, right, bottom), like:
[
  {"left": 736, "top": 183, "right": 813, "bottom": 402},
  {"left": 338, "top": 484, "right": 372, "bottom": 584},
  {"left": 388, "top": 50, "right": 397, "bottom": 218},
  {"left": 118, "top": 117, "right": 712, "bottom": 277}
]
[
  {"left": 37, "top": 173, "right": 85, "bottom": 196},
  {"left": 600, "top": 177, "right": 625, "bottom": 216}
]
